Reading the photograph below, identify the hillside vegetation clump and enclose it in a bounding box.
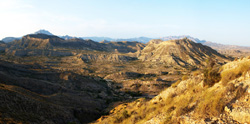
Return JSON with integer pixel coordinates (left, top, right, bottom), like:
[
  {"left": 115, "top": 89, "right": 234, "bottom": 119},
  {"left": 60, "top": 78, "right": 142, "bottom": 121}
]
[{"left": 203, "top": 58, "right": 221, "bottom": 87}]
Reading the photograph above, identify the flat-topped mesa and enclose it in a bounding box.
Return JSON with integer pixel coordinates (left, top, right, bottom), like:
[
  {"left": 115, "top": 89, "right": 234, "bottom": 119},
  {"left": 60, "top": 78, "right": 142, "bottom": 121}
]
[
  {"left": 8, "top": 34, "right": 61, "bottom": 49},
  {"left": 6, "top": 34, "right": 73, "bottom": 56},
  {"left": 7, "top": 34, "right": 102, "bottom": 50},
  {"left": 139, "top": 38, "right": 228, "bottom": 67},
  {"left": 24, "top": 33, "right": 59, "bottom": 39}
]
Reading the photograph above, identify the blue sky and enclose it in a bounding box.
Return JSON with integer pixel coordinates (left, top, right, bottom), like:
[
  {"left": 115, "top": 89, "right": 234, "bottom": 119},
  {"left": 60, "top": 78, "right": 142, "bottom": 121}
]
[{"left": 0, "top": 0, "right": 250, "bottom": 46}]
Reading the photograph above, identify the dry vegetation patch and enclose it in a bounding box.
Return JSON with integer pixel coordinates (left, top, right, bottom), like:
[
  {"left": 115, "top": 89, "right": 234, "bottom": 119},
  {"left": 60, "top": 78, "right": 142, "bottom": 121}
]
[{"left": 221, "top": 58, "right": 250, "bottom": 85}]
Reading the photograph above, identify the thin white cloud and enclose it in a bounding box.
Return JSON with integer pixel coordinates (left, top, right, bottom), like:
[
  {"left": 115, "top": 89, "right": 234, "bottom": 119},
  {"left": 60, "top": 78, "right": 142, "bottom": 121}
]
[
  {"left": 0, "top": 0, "right": 34, "bottom": 10},
  {"left": 0, "top": 0, "right": 181, "bottom": 39}
]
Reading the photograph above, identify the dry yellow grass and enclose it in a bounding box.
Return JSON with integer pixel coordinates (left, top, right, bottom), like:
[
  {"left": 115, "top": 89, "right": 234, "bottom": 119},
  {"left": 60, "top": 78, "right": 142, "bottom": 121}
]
[
  {"left": 96, "top": 57, "right": 250, "bottom": 124},
  {"left": 181, "top": 75, "right": 188, "bottom": 80},
  {"left": 192, "top": 70, "right": 201, "bottom": 76},
  {"left": 195, "top": 88, "right": 226, "bottom": 117},
  {"left": 221, "top": 59, "right": 250, "bottom": 85},
  {"left": 171, "top": 80, "right": 181, "bottom": 88}
]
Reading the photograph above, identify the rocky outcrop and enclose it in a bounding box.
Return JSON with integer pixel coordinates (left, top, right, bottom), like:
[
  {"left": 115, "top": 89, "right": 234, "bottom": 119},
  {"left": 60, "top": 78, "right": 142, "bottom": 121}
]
[{"left": 229, "top": 95, "right": 250, "bottom": 123}]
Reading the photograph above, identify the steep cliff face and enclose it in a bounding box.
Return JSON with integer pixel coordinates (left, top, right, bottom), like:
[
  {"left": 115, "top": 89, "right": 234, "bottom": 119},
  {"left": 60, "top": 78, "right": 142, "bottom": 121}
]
[{"left": 138, "top": 38, "right": 228, "bottom": 67}]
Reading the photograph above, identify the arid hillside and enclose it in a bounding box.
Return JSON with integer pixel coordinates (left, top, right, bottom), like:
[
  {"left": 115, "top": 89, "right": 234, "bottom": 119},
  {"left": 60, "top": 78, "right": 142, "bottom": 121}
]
[
  {"left": 96, "top": 56, "right": 250, "bottom": 124},
  {"left": 0, "top": 35, "right": 240, "bottom": 124}
]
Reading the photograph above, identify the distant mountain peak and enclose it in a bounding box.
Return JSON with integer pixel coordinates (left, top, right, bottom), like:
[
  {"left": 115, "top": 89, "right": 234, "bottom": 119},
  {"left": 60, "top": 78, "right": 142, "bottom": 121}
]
[
  {"left": 160, "top": 35, "right": 206, "bottom": 43},
  {"left": 34, "top": 29, "right": 53, "bottom": 36},
  {"left": 1, "top": 37, "right": 21, "bottom": 43},
  {"left": 60, "top": 35, "right": 78, "bottom": 40}
]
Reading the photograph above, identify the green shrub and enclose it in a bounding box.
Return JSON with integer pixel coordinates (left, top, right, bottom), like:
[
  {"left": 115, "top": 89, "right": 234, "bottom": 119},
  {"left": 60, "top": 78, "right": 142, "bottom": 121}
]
[
  {"left": 203, "top": 67, "right": 221, "bottom": 87},
  {"left": 113, "top": 110, "right": 130, "bottom": 123},
  {"left": 203, "top": 58, "right": 221, "bottom": 87}
]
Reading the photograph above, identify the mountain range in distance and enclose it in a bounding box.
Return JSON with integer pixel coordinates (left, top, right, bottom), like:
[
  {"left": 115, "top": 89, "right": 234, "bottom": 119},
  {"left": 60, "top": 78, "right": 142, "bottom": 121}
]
[
  {"left": 0, "top": 29, "right": 213, "bottom": 44},
  {"left": 2, "top": 29, "right": 250, "bottom": 58}
]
